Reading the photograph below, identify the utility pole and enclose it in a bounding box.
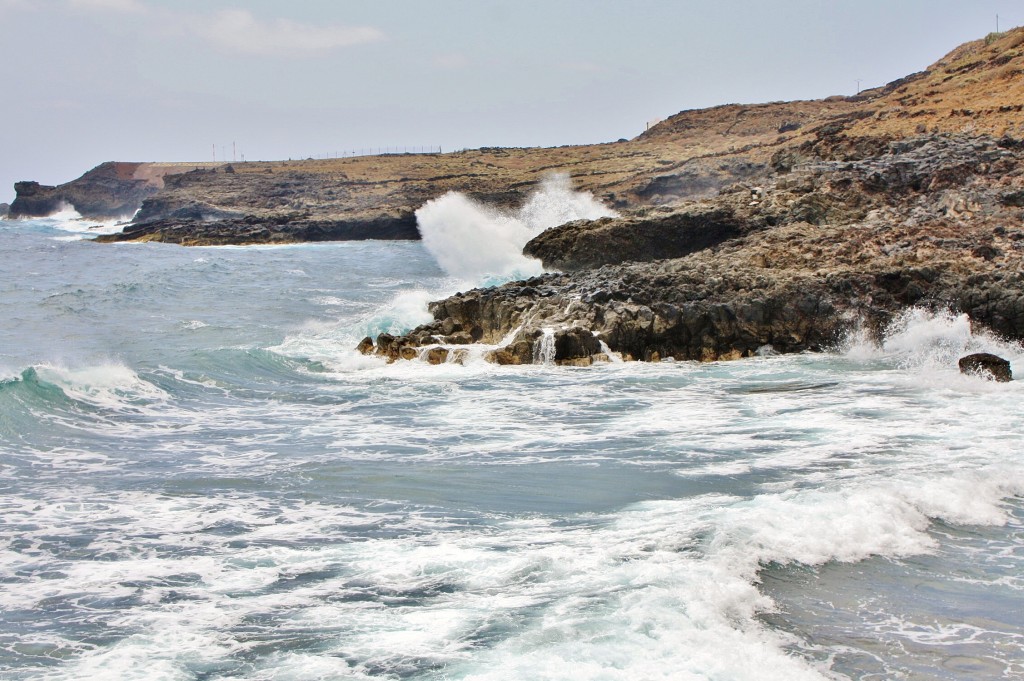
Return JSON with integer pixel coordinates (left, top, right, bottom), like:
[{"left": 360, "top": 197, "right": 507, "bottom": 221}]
[
  {"left": 233, "top": 142, "right": 236, "bottom": 163},
  {"left": 855, "top": 79, "right": 862, "bottom": 95},
  {"left": 212, "top": 144, "right": 216, "bottom": 162}
]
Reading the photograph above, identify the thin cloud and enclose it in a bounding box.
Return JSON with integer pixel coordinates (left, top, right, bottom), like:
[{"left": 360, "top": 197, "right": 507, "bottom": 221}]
[
  {"left": 67, "top": 0, "right": 145, "bottom": 12},
  {"left": 193, "top": 8, "right": 384, "bottom": 56}
]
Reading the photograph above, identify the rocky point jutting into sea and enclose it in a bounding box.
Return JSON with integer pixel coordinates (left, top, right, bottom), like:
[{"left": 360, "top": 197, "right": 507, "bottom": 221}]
[{"left": 10, "top": 28, "right": 1024, "bottom": 365}]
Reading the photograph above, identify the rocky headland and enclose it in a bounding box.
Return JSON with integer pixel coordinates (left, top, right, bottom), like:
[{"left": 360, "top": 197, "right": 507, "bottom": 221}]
[{"left": 358, "top": 29, "right": 1024, "bottom": 364}]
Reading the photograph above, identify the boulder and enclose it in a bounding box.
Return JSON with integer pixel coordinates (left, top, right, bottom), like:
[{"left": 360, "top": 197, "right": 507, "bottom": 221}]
[
  {"left": 554, "top": 328, "right": 602, "bottom": 362},
  {"left": 374, "top": 333, "right": 400, "bottom": 362},
  {"left": 446, "top": 331, "right": 474, "bottom": 345},
  {"left": 507, "top": 340, "right": 534, "bottom": 364},
  {"left": 426, "top": 347, "right": 449, "bottom": 365},
  {"left": 958, "top": 353, "right": 1012, "bottom": 381},
  {"left": 356, "top": 336, "right": 374, "bottom": 355},
  {"left": 523, "top": 206, "right": 750, "bottom": 272}
]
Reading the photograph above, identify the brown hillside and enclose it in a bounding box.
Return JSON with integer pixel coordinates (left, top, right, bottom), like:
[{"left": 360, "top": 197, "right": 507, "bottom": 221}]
[{"left": 844, "top": 28, "right": 1024, "bottom": 139}]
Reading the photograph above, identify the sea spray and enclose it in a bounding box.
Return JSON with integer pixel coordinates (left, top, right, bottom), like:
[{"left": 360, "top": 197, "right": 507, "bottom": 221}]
[
  {"left": 599, "top": 340, "right": 623, "bottom": 363},
  {"left": 415, "top": 173, "right": 616, "bottom": 284},
  {"left": 31, "top": 201, "right": 133, "bottom": 237},
  {"left": 45, "top": 201, "right": 83, "bottom": 222},
  {"left": 843, "top": 308, "right": 1024, "bottom": 371}
]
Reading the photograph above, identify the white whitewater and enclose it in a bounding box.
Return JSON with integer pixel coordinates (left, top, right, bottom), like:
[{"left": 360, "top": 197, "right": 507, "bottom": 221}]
[
  {"left": 1, "top": 220, "right": 1023, "bottom": 681},
  {"left": 415, "top": 173, "right": 616, "bottom": 284},
  {"left": 533, "top": 327, "right": 556, "bottom": 365}
]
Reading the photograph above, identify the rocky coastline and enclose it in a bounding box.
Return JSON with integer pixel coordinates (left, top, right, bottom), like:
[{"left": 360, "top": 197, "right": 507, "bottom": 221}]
[
  {"left": 351, "top": 29, "right": 1024, "bottom": 365},
  {"left": 8, "top": 28, "right": 1024, "bottom": 366}
]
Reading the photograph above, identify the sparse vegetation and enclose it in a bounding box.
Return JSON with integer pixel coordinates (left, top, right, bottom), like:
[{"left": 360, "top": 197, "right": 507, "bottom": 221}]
[{"left": 985, "top": 31, "right": 1006, "bottom": 46}]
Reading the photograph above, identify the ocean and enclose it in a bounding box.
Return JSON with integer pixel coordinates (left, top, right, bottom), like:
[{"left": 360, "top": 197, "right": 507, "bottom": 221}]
[{"left": 1, "top": 207, "right": 1022, "bottom": 680}]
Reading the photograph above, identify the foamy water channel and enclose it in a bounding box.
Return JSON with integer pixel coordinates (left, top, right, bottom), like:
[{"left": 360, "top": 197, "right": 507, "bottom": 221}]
[{"left": 0, "top": 214, "right": 1022, "bottom": 680}]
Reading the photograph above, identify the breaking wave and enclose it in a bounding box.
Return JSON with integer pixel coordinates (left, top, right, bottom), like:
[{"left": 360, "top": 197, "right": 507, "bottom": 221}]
[
  {"left": 415, "top": 173, "right": 616, "bottom": 285},
  {"left": 843, "top": 308, "right": 1023, "bottom": 382},
  {"left": 31, "top": 202, "right": 133, "bottom": 237}
]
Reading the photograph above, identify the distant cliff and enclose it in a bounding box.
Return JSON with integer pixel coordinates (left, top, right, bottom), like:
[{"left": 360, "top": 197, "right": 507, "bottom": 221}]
[{"left": 7, "top": 161, "right": 211, "bottom": 221}]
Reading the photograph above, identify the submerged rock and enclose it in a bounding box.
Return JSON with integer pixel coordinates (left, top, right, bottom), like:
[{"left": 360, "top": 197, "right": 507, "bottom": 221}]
[{"left": 958, "top": 353, "right": 1012, "bottom": 381}]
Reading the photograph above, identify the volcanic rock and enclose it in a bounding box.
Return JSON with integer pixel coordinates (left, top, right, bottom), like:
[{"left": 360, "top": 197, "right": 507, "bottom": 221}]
[
  {"left": 524, "top": 206, "right": 750, "bottom": 272},
  {"left": 426, "top": 347, "right": 450, "bottom": 365}
]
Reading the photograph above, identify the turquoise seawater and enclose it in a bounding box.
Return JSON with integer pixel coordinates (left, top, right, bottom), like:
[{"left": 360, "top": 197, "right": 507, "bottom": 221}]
[{"left": 1, "top": 216, "right": 1022, "bottom": 680}]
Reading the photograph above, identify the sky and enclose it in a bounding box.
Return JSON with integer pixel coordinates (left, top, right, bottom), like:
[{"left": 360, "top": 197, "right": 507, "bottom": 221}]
[{"left": 1, "top": 0, "right": 1021, "bottom": 203}]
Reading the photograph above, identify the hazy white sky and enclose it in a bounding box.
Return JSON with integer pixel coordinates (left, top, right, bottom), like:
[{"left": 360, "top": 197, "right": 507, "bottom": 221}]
[{"left": 1, "top": 0, "right": 1020, "bottom": 202}]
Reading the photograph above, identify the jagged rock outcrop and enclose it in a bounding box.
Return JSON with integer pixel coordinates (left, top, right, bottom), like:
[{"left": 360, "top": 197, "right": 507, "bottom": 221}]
[
  {"left": 524, "top": 133, "right": 1022, "bottom": 272},
  {"left": 0, "top": 203, "right": 8, "bottom": 218}
]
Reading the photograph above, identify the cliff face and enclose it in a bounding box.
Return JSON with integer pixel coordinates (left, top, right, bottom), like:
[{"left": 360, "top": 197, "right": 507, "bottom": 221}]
[
  {"left": 94, "top": 141, "right": 780, "bottom": 245},
  {"left": 10, "top": 27, "right": 1023, "bottom": 365},
  {"left": 35, "top": 71, "right": 870, "bottom": 242}
]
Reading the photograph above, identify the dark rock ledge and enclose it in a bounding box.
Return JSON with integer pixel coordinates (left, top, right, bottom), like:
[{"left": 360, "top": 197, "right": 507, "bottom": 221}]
[{"left": 94, "top": 212, "right": 418, "bottom": 246}]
